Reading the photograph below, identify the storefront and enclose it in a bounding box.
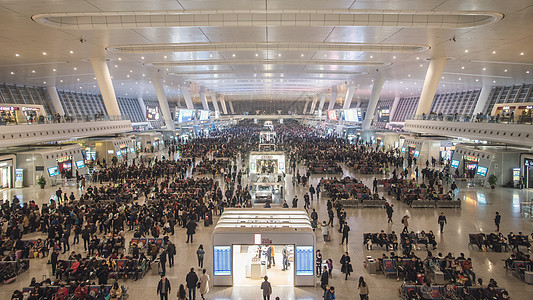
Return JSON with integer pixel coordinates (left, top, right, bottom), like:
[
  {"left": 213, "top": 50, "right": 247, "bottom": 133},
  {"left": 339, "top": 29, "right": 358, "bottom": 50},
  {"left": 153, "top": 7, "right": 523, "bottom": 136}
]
[
  {"left": 0, "top": 155, "right": 15, "bottom": 189},
  {"left": 249, "top": 152, "right": 286, "bottom": 175},
  {"left": 522, "top": 156, "right": 533, "bottom": 188},
  {"left": 212, "top": 209, "right": 315, "bottom": 287},
  {"left": 440, "top": 141, "right": 455, "bottom": 164},
  {"left": 463, "top": 155, "right": 479, "bottom": 178},
  {"left": 56, "top": 156, "right": 73, "bottom": 178},
  {"left": 0, "top": 104, "right": 46, "bottom": 125}
]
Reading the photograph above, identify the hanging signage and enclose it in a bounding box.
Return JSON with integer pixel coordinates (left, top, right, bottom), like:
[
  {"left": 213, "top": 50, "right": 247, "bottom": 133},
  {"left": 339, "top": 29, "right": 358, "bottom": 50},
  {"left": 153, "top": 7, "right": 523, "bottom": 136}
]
[
  {"left": 465, "top": 155, "right": 479, "bottom": 162},
  {"left": 57, "top": 156, "right": 70, "bottom": 163}
]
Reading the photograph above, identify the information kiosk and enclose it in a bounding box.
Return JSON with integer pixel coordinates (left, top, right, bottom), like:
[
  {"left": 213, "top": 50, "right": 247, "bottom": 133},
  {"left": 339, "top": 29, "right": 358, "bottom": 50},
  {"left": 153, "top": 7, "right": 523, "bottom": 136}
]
[{"left": 212, "top": 209, "right": 315, "bottom": 287}]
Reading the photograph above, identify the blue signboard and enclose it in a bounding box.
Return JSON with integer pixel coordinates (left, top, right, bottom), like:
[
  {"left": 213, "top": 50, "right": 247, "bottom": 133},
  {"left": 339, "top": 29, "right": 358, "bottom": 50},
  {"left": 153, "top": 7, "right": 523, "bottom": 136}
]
[
  {"left": 450, "top": 159, "right": 460, "bottom": 168},
  {"left": 213, "top": 246, "right": 231, "bottom": 276},
  {"left": 413, "top": 150, "right": 420, "bottom": 158},
  {"left": 296, "top": 246, "right": 313, "bottom": 276}
]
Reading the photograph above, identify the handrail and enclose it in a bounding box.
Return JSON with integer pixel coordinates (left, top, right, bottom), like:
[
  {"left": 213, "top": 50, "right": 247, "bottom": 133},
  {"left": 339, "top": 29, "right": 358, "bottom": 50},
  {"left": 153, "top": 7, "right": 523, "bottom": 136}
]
[
  {"left": 0, "top": 114, "right": 129, "bottom": 126},
  {"left": 407, "top": 113, "right": 533, "bottom": 125}
]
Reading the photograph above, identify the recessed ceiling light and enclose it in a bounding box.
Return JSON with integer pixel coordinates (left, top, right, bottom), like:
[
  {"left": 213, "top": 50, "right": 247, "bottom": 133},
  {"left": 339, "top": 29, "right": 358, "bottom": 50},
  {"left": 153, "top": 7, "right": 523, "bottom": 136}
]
[
  {"left": 118, "top": 57, "right": 122, "bottom": 61},
  {"left": 163, "top": 56, "right": 167, "bottom": 59},
  {"left": 256, "top": 53, "right": 259, "bottom": 57},
  {"left": 393, "top": 56, "right": 396, "bottom": 59},
  {"left": 459, "top": 78, "right": 462, "bottom": 80},
  {"left": 93, "top": 85, "right": 96, "bottom": 87},
  {"left": 475, "top": 79, "right": 479, "bottom": 82},
  {"left": 114, "top": 65, "right": 118, "bottom": 68},
  {"left": 15, "top": 53, "right": 19, "bottom": 57},
  {"left": 504, "top": 69, "right": 508, "bottom": 72},
  {"left": 60, "top": 80, "right": 63, "bottom": 83},
  {"left": 43, "top": 81, "right": 46, "bottom": 84},
  {"left": 492, "top": 51, "right": 496, "bottom": 54},
  {"left": 461, "top": 66, "right": 465, "bottom": 69},
  {"left": 141, "top": 56, "right": 145, "bottom": 60},
  {"left": 527, "top": 71, "right": 530, "bottom": 74},
  {"left": 482, "top": 67, "right": 486, "bottom": 71},
  {"left": 69, "top": 50, "right": 74, "bottom": 54},
  {"left": 464, "top": 50, "right": 469, "bottom": 53},
  {"left": 419, "top": 64, "right": 423, "bottom": 67},
  {"left": 127, "top": 75, "right": 130, "bottom": 78},
  {"left": 79, "top": 86, "right": 82, "bottom": 89},
  {"left": 441, "top": 76, "right": 445, "bottom": 79},
  {"left": 493, "top": 80, "right": 496, "bottom": 83},
  {"left": 370, "top": 55, "right": 373, "bottom": 59},
  {"left": 416, "top": 57, "right": 420, "bottom": 60},
  {"left": 301, "top": 54, "right": 304, "bottom": 57},
  {"left": 42, "top": 52, "right": 47, "bottom": 55},
  {"left": 74, "top": 67, "right": 77, "bottom": 70},
  {"left": 53, "top": 69, "right": 56, "bottom": 72},
  {"left": 10, "top": 72, "right": 14, "bottom": 75},
  {"left": 93, "top": 77, "right": 96, "bottom": 80},
  {"left": 520, "top": 52, "right": 525, "bottom": 56},
  {"left": 278, "top": 53, "right": 281, "bottom": 57},
  {"left": 32, "top": 70, "right": 35, "bottom": 73}
]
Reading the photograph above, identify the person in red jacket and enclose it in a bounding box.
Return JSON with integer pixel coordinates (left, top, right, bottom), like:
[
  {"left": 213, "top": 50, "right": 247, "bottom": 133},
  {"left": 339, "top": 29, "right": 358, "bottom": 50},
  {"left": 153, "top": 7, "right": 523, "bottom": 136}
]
[
  {"left": 74, "top": 282, "right": 88, "bottom": 299},
  {"left": 55, "top": 284, "right": 68, "bottom": 300}
]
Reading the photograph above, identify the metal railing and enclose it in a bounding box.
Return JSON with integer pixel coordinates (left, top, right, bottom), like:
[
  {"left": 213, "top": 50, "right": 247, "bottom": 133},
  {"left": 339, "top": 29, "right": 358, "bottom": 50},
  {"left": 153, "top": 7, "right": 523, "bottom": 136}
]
[
  {"left": 407, "top": 113, "right": 533, "bottom": 125},
  {"left": 0, "top": 114, "right": 129, "bottom": 126}
]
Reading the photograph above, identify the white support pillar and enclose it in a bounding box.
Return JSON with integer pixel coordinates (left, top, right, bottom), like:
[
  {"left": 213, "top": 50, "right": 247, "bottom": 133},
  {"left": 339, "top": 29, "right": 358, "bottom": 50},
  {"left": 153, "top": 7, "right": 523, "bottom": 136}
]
[
  {"left": 415, "top": 57, "right": 447, "bottom": 117},
  {"left": 228, "top": 100, "right": 235, "bottom": 114},
  {"left": 388, "top": 96, "right": 401, "bottom": 122},
  {"left": 343, "top": 85, "right": 356, "bottom": 110},
  {"left": 180, "top": 86, "right": 195, "bottom": 110},
  {"left": 45, "top": 86, "right": 65, "bottom": 115},
  {"left": 219, "top": 97, "right": 228, "bottom": 115},
  {"left": 327, "top": 87, "right": 338, "bottom": 111},
  {"left": 90, "top": 58, "right": 121, "bottom": 116},
  {"left": 137, "top": 97, "right": 146, "bottom": 121},
  {"left": 210, "top": 94, "right": 220, "bottom": 114},
  {"left": 317, "top": 94, "right": 326, "bottom": 111},
  {"left": 199, "top": 87, "right": 210, "bottom": 111},
  {"left": 362, "top": 71, "right": 385, "bottom": 130},
  {"left": 472, "top": 85, "right": 492, "bottom": 115},
  {"left": 152, "top": 72, "right": 175, "bottom": 131},
  {"left": 309, "top": 96, "right": 318, "bottom": 115},
  {"left": 302, "top": 100, "right": 309, "bottom": 115}
]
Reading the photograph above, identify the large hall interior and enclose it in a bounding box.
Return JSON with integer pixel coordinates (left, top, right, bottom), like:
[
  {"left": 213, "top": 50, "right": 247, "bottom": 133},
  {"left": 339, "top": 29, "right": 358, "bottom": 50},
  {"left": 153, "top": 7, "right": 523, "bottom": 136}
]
[{"left": 0, "top": 1, "right": 533, "bottom": 300}]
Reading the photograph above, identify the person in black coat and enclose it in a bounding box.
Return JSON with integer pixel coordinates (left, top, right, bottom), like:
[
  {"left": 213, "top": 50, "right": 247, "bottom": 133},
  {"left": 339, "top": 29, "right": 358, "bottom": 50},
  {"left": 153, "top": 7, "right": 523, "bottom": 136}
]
[
  {"left": 186, "top": 268, "right": 199, "bottom": 300},
  {"left": 159, "top": 250, "right": 167, "bottom": 276},
  {"left": 320, "top": 266, "right": 329, "bottom": 293},
  {"left": 167, "top": 242, "right": 176, "bottom": 267},
  {"left": 156, "top": 275, "right": 171, "bottom": 300},
  {"left": 340, "top": 252, "right": 352, "bottom": 280},
  {"left": 50, "top": 249, "right": 59, "bottom": 276},
  {"left": 186, "top": 220, "right": 197, "bottom": 243}
]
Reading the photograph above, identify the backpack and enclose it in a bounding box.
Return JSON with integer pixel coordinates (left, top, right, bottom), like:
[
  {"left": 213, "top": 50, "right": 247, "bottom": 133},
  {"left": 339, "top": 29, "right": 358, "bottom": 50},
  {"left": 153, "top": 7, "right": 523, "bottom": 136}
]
[{"left": 401, "top": 218, "right": 404, "bottom": 224}]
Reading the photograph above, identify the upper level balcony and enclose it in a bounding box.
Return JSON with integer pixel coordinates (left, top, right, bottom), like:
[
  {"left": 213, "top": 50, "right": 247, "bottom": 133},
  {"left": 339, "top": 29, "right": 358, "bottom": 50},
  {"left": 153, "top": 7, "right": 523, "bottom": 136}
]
[
  {"left": 404, "top": 114, "right": 533, "bottom": 147},
  {"left": 0, "top": 114, "right": 132, "bottom": 148}
]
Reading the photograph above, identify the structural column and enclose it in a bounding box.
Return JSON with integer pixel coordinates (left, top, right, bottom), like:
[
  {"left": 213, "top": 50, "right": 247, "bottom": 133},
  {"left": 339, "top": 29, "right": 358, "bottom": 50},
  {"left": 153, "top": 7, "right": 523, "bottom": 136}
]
[
  {"left": 309, "top": 96, "right": 318, "bottom": 115},
  {"left": 180, "top": 85, "right": 195, "bottom": 110},
  {"left": 302, "top": 100, "right": 309, "bottom": 115},
  {"left": 219, "top": 97, "right": 228, "bottom": 115},
  {"left": 415, "top": 57, "right": 447, "bottom": 116},
  {"left": 199, "top": 87, "right": 210, "bottom": 111},
  {"left": 210, "top": 94, "right": 220, "bottom": 114},
  {"left": 472, "top": 85, "right": 492, "bottom": 115},
  {"left": 362, "top": 71, "right": 385, "bottom": 130},
  {"left": 228, "top": 101, "right": 235, "bottom": 114},
  {"left": 327, "top": 87, "right": 338, "bottom": 111},
  {"left": 343, "top": 85, "right": 356, "bottom": 110},
  {"left": 45, "top": 86, "right": 65, "bottom": 116},
  {"left": 90, "top": 58, "right": 121, "bottom": 117},
  {"left": 317, "top": 94, "right": 326, "bottom": 112},
  {"left": 388, "top": 96, "right": 401, "bottom": 122},
  {"left": 152, "top": 72, "right": 175, "bottom": 131}
]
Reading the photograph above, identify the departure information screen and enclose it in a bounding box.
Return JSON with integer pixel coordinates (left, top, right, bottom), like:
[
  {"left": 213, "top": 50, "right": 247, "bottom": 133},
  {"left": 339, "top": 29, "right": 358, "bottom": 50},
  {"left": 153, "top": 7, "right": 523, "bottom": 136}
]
[
  {"left": 296, "top": 246, "right": 313, "bottom": 276},
  {"left": 213, "top": 246, "right": 231, "bottom": 276}
]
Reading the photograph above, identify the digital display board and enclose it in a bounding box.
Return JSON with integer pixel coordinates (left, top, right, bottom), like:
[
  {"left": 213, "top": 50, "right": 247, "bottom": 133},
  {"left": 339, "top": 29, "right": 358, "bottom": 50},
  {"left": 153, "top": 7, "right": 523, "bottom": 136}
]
[
  {"left": 513, "top": 168, "right": 521, "bottom": 181},
  {"left": 198, "top": 110, "right": 210, "bottom": 121},
  {"left": 401, "top": 147, "right": 406, "bottom": 153},
  {"left": 327, "top": 110, "right": 337, "bottom": 121},
  {"left": 146, "top": 106, "right": 160, "bottom": 121},
  {"left": 451, "top": 160, "right": 460, "bottom": 168},
  {"left": 296, "top": 246, "right": 314, "bottom": 276},
  {"left": 129, "top": 148, "right": 135, "bottom": 154},
  {"left": 413, "top": 150, "right": 420, "bottom": 158},
  {"left": 178, "top": 109, "right": 194, "bottom": 122},
  {"left": 116, "top": 151, "right": 122, "bottom": 158},
  {"left": 47, "top": 167, "right": 59, "bottom": 177},
  {"left": 378, "top": 106, "right": 390, "bottom": 122},
  {"left": 343, "top": 109, "right": 360, "bottom": 122},
  {"left": 476, "top": 166, "right": 488, "bottom": 177},
  {"left": 75, "top": 160, "right": 85, "bottom": 169},
  {"left": 213, "top": 246, "right": 231, "bottom": 276}
]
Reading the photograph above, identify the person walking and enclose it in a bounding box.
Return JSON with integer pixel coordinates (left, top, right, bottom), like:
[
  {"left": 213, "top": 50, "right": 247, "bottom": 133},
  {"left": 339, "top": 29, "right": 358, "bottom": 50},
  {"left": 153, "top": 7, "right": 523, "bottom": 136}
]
[
  {"left": 186, "top": 267, "right": 199, "bottom": 300},
  {"left": 156, "top": 275, "right": 171, "bottom": 300},
  {"left": 309, "top": 184, "right": 316, "bottom": 201},
  {"left": 260, "top": 276, "right": 272, "bottom": 300},
  {"left": 198, "top": 269, "right": 210, "bottom": 300},
  {"left": 401, "top": 215, "right": 409, "bottom": 233},
  {"left": 159, "top": 250, "right": 167, "bottom": 276},
  {"left": 372, "top": 178, "right": 378, "bottom": 193},
  {"left": 320, "top": 266, "right": 329, "bottom": 293},
  {"left": 50, "top": 249, "right": 59, "bottom": 276},
  {"left": 324, "top": 286, "right": 336, "bottom": 300},
  {"left": 321, "top": 221, "right": 329, "bottom": 243},
  {"left": 186, "top": 219, "right": 197, "bottom": 243},
  {"left": 197, "top": 245, "right": 205, "bottom": 268},
  {"left": 282, "top": 246, "right": 290, "bottom": 271},
  {"left": 340, "top": 252, "right": 352, "bottom": 280},
  {"left": 167, "top": 242, "right": 175, "bottom": 267},
  {"left": 327, "top": 208, "right": 334, "bottom": 227},
  {"left": 340, "top": 222, "right": 350, "bottom": 245},
  {"left": 386, "top": 204, "right": 394, "bottom": 223},
  {"left": 358, "top": 276, "right": 369, "bottom": 300},
  {"left": 438, "top": 212, "right": 447, "bottom": 233},
  {"left": 494, "top": 212, "right": 501, "bottom": 232}
]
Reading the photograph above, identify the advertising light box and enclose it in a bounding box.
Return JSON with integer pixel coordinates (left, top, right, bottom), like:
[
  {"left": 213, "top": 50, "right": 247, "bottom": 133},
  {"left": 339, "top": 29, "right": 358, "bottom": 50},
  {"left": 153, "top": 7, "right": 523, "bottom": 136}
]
[
  {"left": 75, "top": 160, "right": 85, "bottom": 169},
  {"left": 413, "top": 150, "right": 420, "bottom": 158},
  {"left": 327, "top": 110, "right": 337, "bottom": 121},
  {"left": 48, "top": 167, "right": 59, "bottom": 177},
  {"left": 213, "top": 246, "right": 231, "bottom": 276},
  {"left": 476, "top": 166, "right": 488, "bottom": 177},
  {"left": 198, "top": 110, "right": 210, "bottom": 121},
  {"left": 178, "top": 109, "right": 194, "bottom": 122},
  {"left": 451, "top": 160, "right": 460, "bottom": 168},
  {"left": 146, "top": 106, "right": 160, "bottom": 121},
  {"left": 343, "top": 109, "right": 360, "bottom": 122}
]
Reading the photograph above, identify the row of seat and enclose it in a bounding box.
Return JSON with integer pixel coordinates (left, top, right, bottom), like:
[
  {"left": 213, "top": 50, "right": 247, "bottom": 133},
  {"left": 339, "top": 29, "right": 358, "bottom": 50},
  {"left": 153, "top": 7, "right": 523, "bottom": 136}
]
[{"left": 400, "top": 283, "right": 507, "bottom": 300}]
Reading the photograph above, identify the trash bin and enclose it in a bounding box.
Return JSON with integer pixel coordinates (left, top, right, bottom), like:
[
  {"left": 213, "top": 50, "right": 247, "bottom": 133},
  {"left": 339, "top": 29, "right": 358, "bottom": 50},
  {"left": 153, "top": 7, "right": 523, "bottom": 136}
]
[
  {"left": 367, "top": 259, "right": 378, "bottom": 274},
  {"left": 525, "top": 271, "right": 533, "bottom": 284},
  {"left": 434, "top": 271, "right": 444, "bottom": 284},
  {"left": 152, "top": 259, "right": 160, "bottom": 275}
]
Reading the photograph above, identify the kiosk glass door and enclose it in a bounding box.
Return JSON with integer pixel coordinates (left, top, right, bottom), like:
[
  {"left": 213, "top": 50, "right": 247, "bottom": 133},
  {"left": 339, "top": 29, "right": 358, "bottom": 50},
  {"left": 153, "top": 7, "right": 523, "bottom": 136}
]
[
  {"left": 0, "top": 165, "right": 11, "bottom": 189},
  {"left": 232, "top": 244, "right": 294, "bottom": 286}
]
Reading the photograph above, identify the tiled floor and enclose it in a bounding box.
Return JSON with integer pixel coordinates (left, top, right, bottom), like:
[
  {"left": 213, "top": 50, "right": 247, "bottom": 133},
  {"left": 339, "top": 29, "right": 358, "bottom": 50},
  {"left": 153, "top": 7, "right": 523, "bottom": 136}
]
[{"left": 1, "top": 162, "right": 533, "bottom": 300}]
